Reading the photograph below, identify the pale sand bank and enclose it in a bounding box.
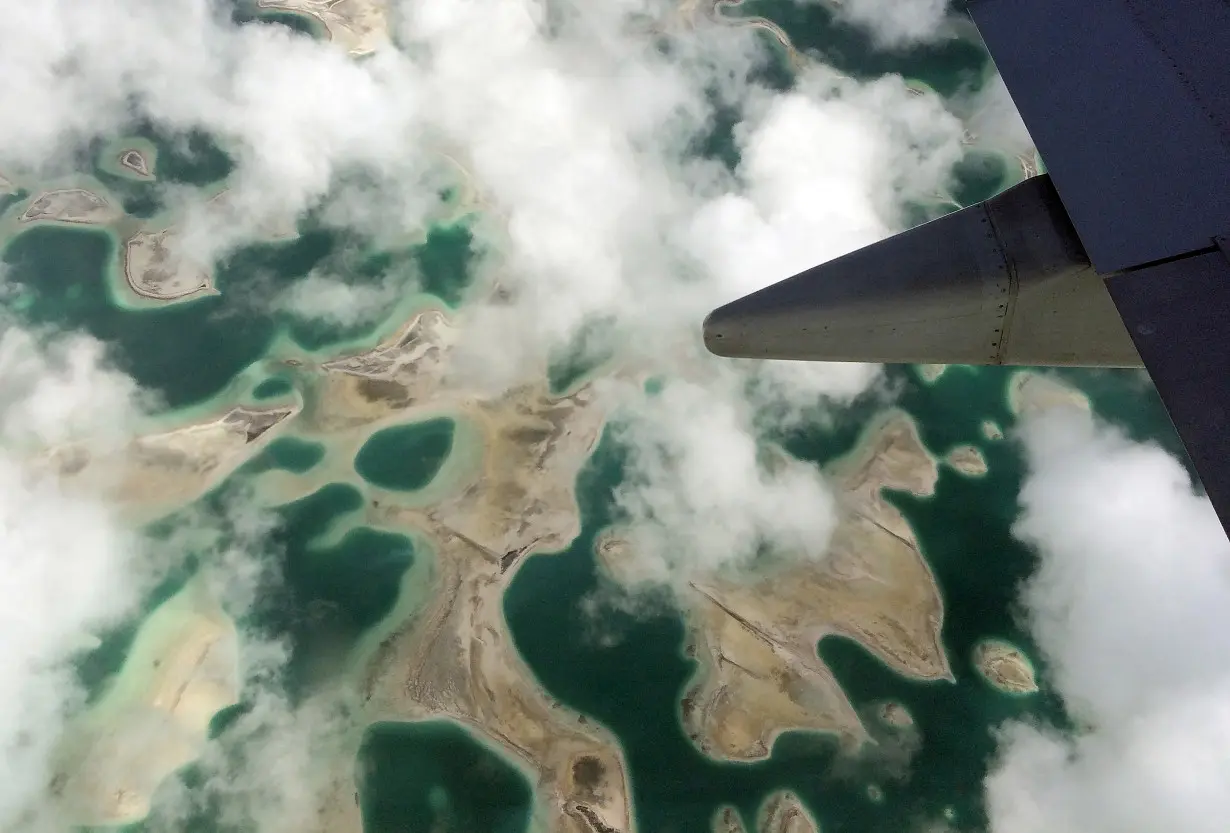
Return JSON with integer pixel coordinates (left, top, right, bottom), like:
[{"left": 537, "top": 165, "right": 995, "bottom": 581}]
[
  {"left": 917, "top": 364, "right": 949, "bottom": 384},
  {"left": 602, "top": 410, "right": 952, "bottom": 762},
  {"left": 1007, "top": 370, "right": 1091, "bottom": 417},
  {"left": 119, "top": 149, "right": 154, "bottom": 179},
  {"left": 257, "top": 0, "right": 390, "bottom": 54},
  {"left": 945, "top": 444, "right": 988, "bottom": 477},
  {"left": 981, "top": 419, "right": 1003, "bottom": 441},
  {"left": 39, "top": 403, "right": 297, "bottom": 524},
  {"left": 20, "top": 189, "right": 120, "bottom": 225},
  {"left": 758, "top": 791, "right": 818, "bottom": 833},
  {"left": 124, "top": 227, "right": 216, "bottom": 301},
  {"left": 54, "top": 579, "right": 240, "bottom": 826},
  {"left": 972, "top": 637, "right": 1038, "bottom": 695},
  {"left": 97, "top": 136, "right": 159, "bottom": 182},
  {"left": 877, "top": 699, "right": 914, "bottom": 729}
]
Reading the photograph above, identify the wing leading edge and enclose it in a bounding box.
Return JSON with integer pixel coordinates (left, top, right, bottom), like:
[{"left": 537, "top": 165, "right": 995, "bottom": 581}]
[{"left": 702, "top": 0, "right": 1230, "bottom": 536}]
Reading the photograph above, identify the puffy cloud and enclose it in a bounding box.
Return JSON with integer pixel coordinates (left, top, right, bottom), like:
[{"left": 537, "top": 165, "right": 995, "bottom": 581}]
[
  {"left": 827, "top": 0, "right": 953, "bottom": 49},
  {"left": 604, "top": 372, "right": 843, "bottom": 589},
  {"left": 275, "top": 270, "right": 404, "bottom": 330},
  {"left": 986, "top": 407, "right": 1230, "bottom": 833},
  {"left": 0, "top": 327, "right": 147, "bottom": 829}
]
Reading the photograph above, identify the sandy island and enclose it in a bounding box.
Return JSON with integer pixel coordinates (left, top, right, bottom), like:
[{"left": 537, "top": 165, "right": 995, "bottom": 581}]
[
  {"left": 877, "top": 699, "right": 914, "bottom": 729},
  {"left": 311, "top": 308, "right": 460, "bottom": 432},
  {"left": 123, "top": 228, "right": 217, "bottom": 302},
  {"left": 119, "top": 148, "right": 154, "bottom": 179},
  {"left": 1007, "top": 370, "right": 1091, "bottom": 417},
  {"left": 596, "top": 411, "right": 951, "bottom": 762},
  {"left": 20, "top": 189, "right": 120, "bottom": 226},
  {"left": 713, "top": 805, "right": 747, "bottom": 833},
  {"left": 757, "top": 791, "right": 819, "bottom": 833},
  {"left": 51, "top": 579, "right": 240, "bottom": 826},
  {"left": 945, "top": 444, "right": 988, "bottom": 477},
  {"left": 972, "top": 638, "right": 1038, "bottom": 695},
  {"left": 916, "top": 364, "right": 948, "bottom": 384},
  {"left": 348, "top": 380, "right": 630, "bottom": 833},
  {"left": 708, "top": 0, "right": 806, "bottom": 71},
  {"left": 981, "top": 419, "right": 1003, "bottom": 441},
  {"left": 40, "top": 403, "right": 297, "bottom": 523}
]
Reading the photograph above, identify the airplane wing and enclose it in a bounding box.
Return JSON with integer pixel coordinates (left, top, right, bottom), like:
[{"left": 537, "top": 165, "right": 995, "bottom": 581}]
[{"left": 702, "top": 0, "right": 1230, "bottom": 534}]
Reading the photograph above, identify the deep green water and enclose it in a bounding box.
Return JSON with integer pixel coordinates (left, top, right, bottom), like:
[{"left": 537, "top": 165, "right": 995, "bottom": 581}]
[
  {"left": 354, "top": 418, "right": 456, "bottom": 492},
  {"left": 359, "top": 721, "right": 535, "bottom": 833}
]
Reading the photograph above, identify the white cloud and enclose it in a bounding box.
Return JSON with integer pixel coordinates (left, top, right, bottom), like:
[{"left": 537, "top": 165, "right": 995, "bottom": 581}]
[
  {"left": 605, "top": 373, "right": 841, "bottom": 588},
  {"left": 276, "top": 270, "right": 402, "bottom": 329},
  {"left": 826, "top": 0, "right": 953, "bottom": 49},
  {"left": 986, "top": 407, "right": 1230, "bottom": 833},
  {"left": 0, "top": 327, "right": 148, "bottom": 830},
  {"left": 953, "top": 72, "right": 1033, "bottom": 156},
  {"left": 0, "top": 327, "right": 149, "bottom": 450}
]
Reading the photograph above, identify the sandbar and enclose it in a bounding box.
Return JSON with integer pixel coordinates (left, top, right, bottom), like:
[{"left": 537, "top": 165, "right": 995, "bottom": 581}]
[
  {"left": 96, "top": 137, "right": 160, "bottom": 182},
  {"left": 644, "top": 410, "right": 951, "bottom": 762},
  {"left": 916, "top": 364, "right": 948, "bottom": 384},
  {"left": 981, "top": 419, "right": 1003, "bottom": 441},
  {"left": 971, "top": 637, "right": 1038, "bottom": 695},
  {"left": 757, "top": 791, "right": 818, "bottom": 833},
  {"left": 713, "top": 805, "right": 747, "bottom": 833},
  {"left": 312, "top": 308, "right": 459, "bottom": 432},
  {"left": 944, "top": 444, "right": 988, "bottom": 477},
  {"left": 52, "top": 579, "right": 240, "bottom": 826},
  {"left": 877, "top": 699, "right": 914, "bottom": 729},
  {"left": 119, "top": 148, "right": 154, "bottom": 179},
  {"left": 709, "top": 0, "right": 807, "bottom": 71},
  {"left": 1007, "top": 370, "right": 1091, "bottom": 417},
  {"left": 123, "top": 228, "right": 216, "bottom": 301},
  {"left": 20, "top": 189, "right": 119, "bottom": 225}
]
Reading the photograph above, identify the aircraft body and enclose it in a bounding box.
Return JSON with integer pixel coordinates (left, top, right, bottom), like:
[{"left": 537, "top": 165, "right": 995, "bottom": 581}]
[{"left": 703, "top": 0, "right": 1230, "bottom": 538}]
